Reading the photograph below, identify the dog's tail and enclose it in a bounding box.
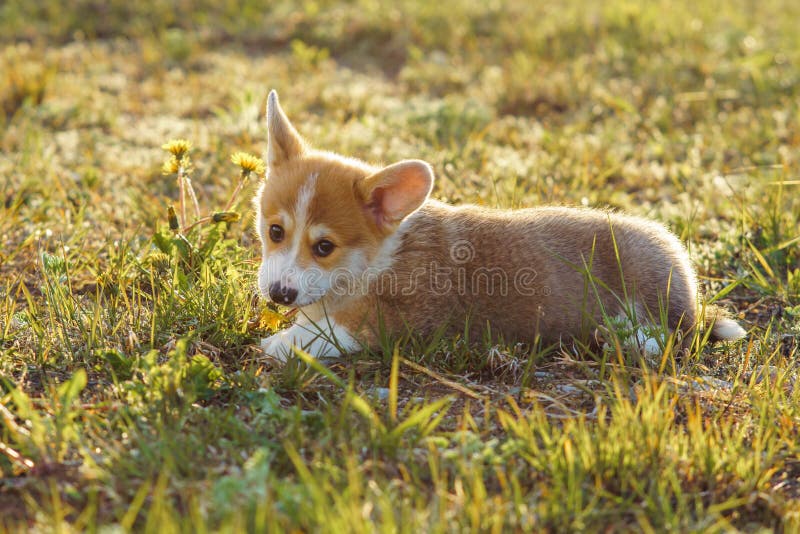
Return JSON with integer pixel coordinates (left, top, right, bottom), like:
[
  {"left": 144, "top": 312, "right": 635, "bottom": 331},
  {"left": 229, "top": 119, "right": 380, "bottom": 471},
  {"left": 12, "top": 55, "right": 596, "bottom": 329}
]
[{"left": 704, "top": 305, "right": 747, "bottom": 342}]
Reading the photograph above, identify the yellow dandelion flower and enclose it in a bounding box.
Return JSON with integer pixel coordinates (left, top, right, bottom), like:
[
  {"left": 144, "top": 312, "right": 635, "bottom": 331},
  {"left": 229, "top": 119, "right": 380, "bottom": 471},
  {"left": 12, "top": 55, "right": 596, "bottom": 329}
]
[
  {"left": 162, "top": 155, "right": 192, "bottom": 175},
  {"left": 231, "top": 151, "right": 265, "bottom": 176},
  {"left": 162, "top": 139, "right": 192, "bottom": 158},
  {"left": 161, "top": 156, "right": 181, "bottom": 175},
  {"left": 258, "top": 308, "right": 287, "bottom": 331}
]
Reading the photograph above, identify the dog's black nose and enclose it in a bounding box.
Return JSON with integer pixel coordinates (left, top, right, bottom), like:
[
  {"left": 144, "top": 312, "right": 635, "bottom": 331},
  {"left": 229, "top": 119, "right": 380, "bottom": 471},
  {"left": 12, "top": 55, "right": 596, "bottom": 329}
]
[{"left": 269, "top": 283, "right": 298, "bottom": 305}]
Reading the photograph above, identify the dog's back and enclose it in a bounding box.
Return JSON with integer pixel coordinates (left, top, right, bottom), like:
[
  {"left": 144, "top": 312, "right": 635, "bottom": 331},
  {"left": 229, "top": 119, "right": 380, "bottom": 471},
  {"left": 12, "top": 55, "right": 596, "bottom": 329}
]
[{"left": 369, "top": 201, "right": 698, "bottom": 346}]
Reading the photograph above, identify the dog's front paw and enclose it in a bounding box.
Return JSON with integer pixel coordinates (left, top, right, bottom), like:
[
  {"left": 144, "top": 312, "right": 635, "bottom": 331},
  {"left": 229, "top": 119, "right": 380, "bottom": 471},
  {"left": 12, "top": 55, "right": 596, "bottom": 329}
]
[
  {"left": 260, "top": 323, "right": 357, "bottom": 362},
  {"left": 260, "top": 332, "right": 295, "bottom": 362}
]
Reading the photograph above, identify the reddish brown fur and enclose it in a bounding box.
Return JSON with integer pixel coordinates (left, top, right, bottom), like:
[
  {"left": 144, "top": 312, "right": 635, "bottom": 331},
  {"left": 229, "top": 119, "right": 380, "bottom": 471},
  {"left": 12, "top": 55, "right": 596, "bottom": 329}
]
[
  {"left": 257, "top": 91, "right": 746, "bottom": 357},
  {"left": 261, "top": 150, "right": 698, "bottom": 348},
  {"left": 261, "top": 154, "right": 383, "bottom": 269},
  {"left": 338, "top": 202, "right": 697, "bottom": 348}
]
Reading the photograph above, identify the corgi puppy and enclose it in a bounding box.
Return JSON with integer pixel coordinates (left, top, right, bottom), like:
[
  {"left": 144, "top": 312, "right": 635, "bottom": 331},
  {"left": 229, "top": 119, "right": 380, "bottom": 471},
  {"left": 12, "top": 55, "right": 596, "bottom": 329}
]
[{"left": 256, "top": 90, "right": 746, "bottom": 361}]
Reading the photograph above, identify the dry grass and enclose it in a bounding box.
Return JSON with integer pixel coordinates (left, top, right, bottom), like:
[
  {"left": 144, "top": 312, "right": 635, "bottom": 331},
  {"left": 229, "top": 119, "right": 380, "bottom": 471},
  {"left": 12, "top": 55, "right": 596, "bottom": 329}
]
[{"left": 1, "top": 0, "right": 799, "bottom": 531}]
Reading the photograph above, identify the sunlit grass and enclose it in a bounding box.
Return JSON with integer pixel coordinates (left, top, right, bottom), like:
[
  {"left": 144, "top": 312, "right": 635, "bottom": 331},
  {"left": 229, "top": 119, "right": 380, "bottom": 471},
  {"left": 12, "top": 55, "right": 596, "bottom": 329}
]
[{"left": 1, "top": 0, "right": 799, "bottom": 530}]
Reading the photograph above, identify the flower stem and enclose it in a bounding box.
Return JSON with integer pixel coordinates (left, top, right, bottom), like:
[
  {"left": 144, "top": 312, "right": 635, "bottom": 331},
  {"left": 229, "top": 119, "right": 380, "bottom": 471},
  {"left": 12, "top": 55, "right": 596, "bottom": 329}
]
[
  {"left": 177, "top": 166, "right": 187, "bottom": 229},
  {"left": 184, "top": 175, "right": 201, "bottom": 221},
  {"left": 181, "top": 215, "right": 213, "bottom": 234},
  {"left": 224, "top": 170, "right": 248, "bottom": 212}
]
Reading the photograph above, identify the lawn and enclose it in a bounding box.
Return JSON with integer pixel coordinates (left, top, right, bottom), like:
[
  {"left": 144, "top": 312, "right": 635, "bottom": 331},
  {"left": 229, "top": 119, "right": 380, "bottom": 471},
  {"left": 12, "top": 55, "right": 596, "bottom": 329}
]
[{"left": 1, "top": 0, "right": 800, "bottom": 531}]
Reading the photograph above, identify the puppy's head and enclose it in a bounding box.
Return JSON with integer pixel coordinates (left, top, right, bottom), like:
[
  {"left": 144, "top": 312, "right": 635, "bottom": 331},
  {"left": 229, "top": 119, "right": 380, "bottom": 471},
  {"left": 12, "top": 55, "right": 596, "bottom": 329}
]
[{"left": 256, "top": 90, "right": 433, "bottom": 307}]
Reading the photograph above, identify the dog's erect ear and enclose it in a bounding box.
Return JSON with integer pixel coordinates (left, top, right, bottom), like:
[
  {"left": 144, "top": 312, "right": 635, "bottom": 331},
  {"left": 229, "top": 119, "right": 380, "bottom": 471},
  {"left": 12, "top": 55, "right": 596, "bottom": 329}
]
[
  {"left": 266, "top": 90, "right": 306, "bottom": 168},
  {"left": 357, "top": 160, "right": 433, "bottom": 230}
]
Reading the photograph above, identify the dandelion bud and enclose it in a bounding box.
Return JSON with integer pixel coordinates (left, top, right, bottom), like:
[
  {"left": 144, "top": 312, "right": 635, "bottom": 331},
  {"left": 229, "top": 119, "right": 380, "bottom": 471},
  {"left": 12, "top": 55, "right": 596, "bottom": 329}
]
[
  {"left": 167, "top": 205, "right": 180, "bottom": 230},
  {"left": 212, "top": 211, "right": 241, "bottom": 223}
]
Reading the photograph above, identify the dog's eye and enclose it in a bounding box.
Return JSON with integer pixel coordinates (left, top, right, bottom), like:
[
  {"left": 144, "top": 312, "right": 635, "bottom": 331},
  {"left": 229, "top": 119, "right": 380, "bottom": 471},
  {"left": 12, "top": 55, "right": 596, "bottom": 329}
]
[
  {"left": 312, "top": 239, "right": 335, "bottom": 257},
  {"left": 269, "top": 224, "right": 284, "bottom": 243}
]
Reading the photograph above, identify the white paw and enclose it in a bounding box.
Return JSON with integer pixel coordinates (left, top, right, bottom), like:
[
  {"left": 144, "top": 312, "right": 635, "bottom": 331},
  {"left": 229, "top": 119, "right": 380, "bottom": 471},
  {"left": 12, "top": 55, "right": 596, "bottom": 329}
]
[
  {"left": 601, "top": 314, "right": 666, "bottom": 358},
  {"left": 260, "top": 322, "right": 360, "bottom": 362},
  {"left": 260, "top": 332, "right": 297, "bottom": 362},
  {"left": 635, "top": 330, "right": 664, "bottom": 357}
]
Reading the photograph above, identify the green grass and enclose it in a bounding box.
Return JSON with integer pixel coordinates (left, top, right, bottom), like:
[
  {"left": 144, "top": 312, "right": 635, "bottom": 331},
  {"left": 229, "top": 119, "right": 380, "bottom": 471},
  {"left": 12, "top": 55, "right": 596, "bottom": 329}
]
[{"left": 1, "top": 0, "right": 800, "bottom": 530}]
